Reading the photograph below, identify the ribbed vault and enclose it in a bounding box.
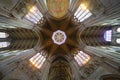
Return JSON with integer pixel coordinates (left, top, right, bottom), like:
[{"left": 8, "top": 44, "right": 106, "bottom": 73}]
[
  {"left": 47, "top": 57, "right": 73, "bottom": 80},
  {"left": 0, "top": 0, "right": 120, "bottom": 80}
]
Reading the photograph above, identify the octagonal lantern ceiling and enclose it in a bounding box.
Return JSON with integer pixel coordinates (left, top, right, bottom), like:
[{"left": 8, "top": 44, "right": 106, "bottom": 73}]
[
  {"left": 52, "top": 30, "right": 67, "bottom": 45},
  {"left": 47, "top": 0, "right": 69, "bottom": 18},
  {"left": 40, "top": 16, "right": 79, "bottom": 57}
]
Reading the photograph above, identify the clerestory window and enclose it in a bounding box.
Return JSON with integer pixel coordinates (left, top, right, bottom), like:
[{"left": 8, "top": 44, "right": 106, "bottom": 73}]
[
  {"left": 0, "top": 42, "right": 10, "bottom": 48},
  {"left": 25, "top": 5, "right": 43, "bottom": 24},
  {"left": 74, "top": 51, "right": 90, "bottom": 66},
  {"left": 0, "top": 32, "right": 9, "bottom": 38},
  {"left": 117, "top": 27, "right": 120, "bottom": 32},
  {"left": 74, "top": 4, "right": 92, "bottom": 22},
  {"left": 116, "top": 38, "right": 120, "bottom": 44},
  {"left": 104, "top": 30, "right": 112, "bottom": 42},
  {"left": 29, "top": 52, "right": 46, "bottom": 69}
]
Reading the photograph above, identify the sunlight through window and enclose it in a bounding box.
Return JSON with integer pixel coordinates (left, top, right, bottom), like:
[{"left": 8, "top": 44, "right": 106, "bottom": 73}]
[
  {"left": 116, "top": 38, "right": 120, "bottom": 44},
  {"left": 0, "top": 42, "right": 10, "bottom": 48},
  {"left": 117, "top": 27, "right": 120, "bottom": 32},
  {"left": 74, "top": 4, "right": 92, "bottom": 22},
  {"left": 25, "top": 6, "right": 43, "bottom": 24},
  {"left": 74, "top": 51, "right": 90, "bottom": 66},
  {"left": 0, "top": 32, "right": 9, "bottom": 38},
  {"left": 104, "top": 30, "right": 112, "bottom": 42},
  {"left": 29, "top": 52, "right": 46, "bottom": 69}
]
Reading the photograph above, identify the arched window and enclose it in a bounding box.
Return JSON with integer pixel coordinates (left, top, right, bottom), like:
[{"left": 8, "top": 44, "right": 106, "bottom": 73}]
[
  {"left": 104, "top": 30, "right": 112, "bottom": 42},
  {"left": 0, "top": 42, "right": 10, "bottom": 48},
  {"left": 0, "top": 32, "right": 9, "bottom": 38},
  {"left": 116, "top": 38, "right": 120, "bottom": 44},
  {"left": 25, "top": 5, "right": 43, "bottom": 24},
  {"left": 74, "top": 51, "right": 90, "bottom": 66},
  {"left": 29, "top": 51, "right": 46, "bottom": 69},
  {"left": 117, "top": 27, "right": 120, "bottom": 32},
  {"left": 74, "top": 4, "right": 92, "bottom": 22}
]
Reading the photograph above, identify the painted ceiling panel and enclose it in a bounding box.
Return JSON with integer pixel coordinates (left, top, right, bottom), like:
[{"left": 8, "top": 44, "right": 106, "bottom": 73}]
[{"left": 47, "top": 0, "right": 69, "bottom": 18}]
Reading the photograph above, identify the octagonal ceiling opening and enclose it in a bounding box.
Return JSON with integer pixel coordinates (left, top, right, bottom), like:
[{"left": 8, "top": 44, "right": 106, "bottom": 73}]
[{"left": 52, "top": 30, "right": 67, "bottom": 45}]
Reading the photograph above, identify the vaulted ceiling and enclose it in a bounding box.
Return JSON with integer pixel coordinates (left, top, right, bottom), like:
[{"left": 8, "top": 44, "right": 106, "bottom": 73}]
[{"left": 0, "top": 0, "right": 120, "bottom": 80}]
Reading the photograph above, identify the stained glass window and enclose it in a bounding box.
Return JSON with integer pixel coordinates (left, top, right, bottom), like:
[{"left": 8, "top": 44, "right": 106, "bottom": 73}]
[
  {"left": 0, "top": 32, "right": 9, "bottom": 38},
  {"left": 74, "top": 51, "right": 90, "bottom": 66},
  {"left": 29, "top": 52, "right": 46, "bottom": 69},
  {"left": 117, "top": 27, "right": 120, "bottom": 32},
  {"left": 104, "top": 30, "right": 112, "bottom": 42},
  {"left": 116, "top": 38, "right": 120, "bottom": 44},
  {"left": 74, "top": 4, "right": 92, "bottom": 22},
  {"left": 25, "top": 6, "right": 43, "bottom": 24},
  {"left": 0, "top": 42, "right": 10, "bottom": 48}
]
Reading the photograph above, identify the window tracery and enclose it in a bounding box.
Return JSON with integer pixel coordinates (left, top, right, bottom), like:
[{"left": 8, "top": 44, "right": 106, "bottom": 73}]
[
  {"left": 74, "top": 51, "right": 90, "bottom": 66},
  {"left": 52, "top": 30, "right": 67, "bottom": 45},
  {"left": 0, "top": 42, "right": 10, "bottom": 48},
  {"left": 116, "top": 38, "right": 120, "bottom": 44},
  {"left": 104, "top": 30, "right": 112, "bottom": 42},
  {"left": 74, "top": 4, "right": 92, "bottom": 22},
  {"left": 25, "top": 6, "right": 43, "bottom": 24},
  {"left": 0, "top": 32, "right": 9, "bottom": 38},
  {"left": 117, "top": 27, "right": 120, "bottom": 32},
  {"left": 29, "top": 51, "right": 46, "bottom": 69}
]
